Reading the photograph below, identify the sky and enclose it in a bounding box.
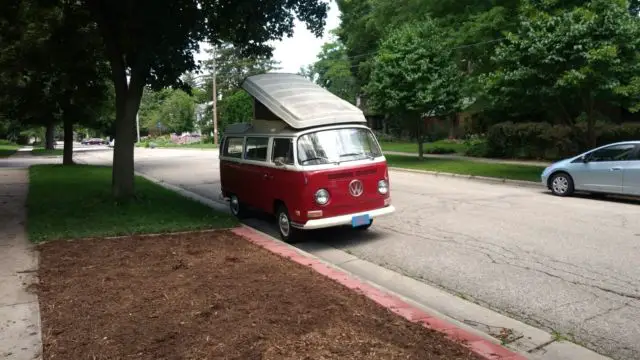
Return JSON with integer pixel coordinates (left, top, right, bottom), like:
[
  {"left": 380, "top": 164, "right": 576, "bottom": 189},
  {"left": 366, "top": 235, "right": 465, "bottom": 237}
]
[{"left": 193, "top": 0, "right": 341, "bottom": 74}]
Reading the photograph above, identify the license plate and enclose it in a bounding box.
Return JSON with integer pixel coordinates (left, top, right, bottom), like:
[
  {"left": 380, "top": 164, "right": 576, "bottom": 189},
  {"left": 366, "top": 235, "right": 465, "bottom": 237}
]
[{"left": 351, "top": 214, "right": 371, "bottom": 227}]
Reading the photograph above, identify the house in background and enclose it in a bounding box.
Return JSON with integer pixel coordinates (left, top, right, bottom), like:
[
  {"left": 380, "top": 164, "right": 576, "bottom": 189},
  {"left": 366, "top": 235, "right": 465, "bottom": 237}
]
[{"left": 194, "top": 101, "right": 213, "bottom": 137}]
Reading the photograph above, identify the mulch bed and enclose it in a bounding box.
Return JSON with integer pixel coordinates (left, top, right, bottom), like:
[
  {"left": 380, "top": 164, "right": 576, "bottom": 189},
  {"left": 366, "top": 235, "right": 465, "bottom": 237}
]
[{"left": 37, "top": 230, "right": 483, "bottom": 360}]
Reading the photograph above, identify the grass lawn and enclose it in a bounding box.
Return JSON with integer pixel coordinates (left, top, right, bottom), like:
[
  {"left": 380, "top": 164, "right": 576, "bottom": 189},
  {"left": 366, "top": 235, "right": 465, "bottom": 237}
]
[
  {"left": 385, "top": 154, "right": 544, "bottom": 182},
  {"left": 0, "top": 143, "right": 20, "bottom": 158},
  {"left": 31, "top": 148, "right": 64, "bottom": 156},
  {"left": 380, "top": 140, "right": 468, "bottom": 154},
  {"left": 27, "top": 164, "right": 237, "bottom": 242}
]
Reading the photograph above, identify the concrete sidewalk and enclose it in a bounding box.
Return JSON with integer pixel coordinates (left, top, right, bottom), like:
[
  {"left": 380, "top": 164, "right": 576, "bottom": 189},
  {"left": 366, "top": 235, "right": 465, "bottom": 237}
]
[
  {"left": 383, "top": 150, "right": 551, "bottom": 167},
  {"left": 0, "top": 168, "right": 42, "bottom": 360}
]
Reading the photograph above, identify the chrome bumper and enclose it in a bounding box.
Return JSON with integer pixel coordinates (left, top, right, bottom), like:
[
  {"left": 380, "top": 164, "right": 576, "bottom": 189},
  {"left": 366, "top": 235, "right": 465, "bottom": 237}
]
[{"left": 292, "top": 205, "right": 396, "bottom": 230}]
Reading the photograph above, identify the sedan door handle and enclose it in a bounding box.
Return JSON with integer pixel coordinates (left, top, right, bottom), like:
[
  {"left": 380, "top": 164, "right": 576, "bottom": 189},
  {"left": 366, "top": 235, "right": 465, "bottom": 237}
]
[{"left": 610, "top": 167, "right": 622, "bottom": 171}]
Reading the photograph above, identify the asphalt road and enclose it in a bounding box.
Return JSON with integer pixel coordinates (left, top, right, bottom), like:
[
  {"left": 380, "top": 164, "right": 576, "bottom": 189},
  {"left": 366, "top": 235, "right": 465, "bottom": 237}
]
[{"left": 75, "top": 148, "right": 640, "bottom": 360}]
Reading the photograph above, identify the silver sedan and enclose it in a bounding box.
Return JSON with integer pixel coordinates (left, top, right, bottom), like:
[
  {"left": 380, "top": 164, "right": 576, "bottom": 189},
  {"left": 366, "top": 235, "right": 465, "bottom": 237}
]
[{"left": 541, "top": 141, "right": 640, "bottom": 196}]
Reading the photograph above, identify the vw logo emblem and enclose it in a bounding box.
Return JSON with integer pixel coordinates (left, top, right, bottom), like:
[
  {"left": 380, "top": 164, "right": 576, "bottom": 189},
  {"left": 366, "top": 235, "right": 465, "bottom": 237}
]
[{"left": 349, "top": 179, "right": 364, "bottom": 197}]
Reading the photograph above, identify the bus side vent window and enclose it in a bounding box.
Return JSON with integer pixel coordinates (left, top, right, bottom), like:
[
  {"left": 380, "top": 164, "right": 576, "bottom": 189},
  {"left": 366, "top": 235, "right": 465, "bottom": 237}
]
[{"left": 223, "top": 137, "right": 243, "bottom": 158}]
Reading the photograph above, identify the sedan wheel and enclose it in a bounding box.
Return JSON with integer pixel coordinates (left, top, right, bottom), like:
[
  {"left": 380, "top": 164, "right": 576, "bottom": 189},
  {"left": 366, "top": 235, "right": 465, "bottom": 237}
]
[{"left": 550, "top": 173, "right": 574, "bottom": 197}]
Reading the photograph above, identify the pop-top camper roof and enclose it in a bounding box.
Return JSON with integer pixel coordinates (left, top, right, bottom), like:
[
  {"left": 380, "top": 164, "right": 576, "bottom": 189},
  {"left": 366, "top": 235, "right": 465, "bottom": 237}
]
[{"left": 241, "top": 73, "right": 367, "bottom": 130}]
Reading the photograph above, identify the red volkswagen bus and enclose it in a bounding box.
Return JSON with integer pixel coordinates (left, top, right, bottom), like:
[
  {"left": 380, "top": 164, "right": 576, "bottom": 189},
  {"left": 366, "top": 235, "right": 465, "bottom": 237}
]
[{"left": 220, "top": 73, "right": 395, "bottom": 242}]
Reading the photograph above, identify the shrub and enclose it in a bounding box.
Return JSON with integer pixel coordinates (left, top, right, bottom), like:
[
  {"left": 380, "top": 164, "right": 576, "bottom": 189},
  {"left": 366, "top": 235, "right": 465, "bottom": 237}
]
[
  {"left": 425, "top": 146, "right": 456, "bottom": 155},
  {"left": 463, "top": 134, "right": 489, "bottom": 157},
  {"left": 484, "top": 121, "right": 640, "bottom": 160}
]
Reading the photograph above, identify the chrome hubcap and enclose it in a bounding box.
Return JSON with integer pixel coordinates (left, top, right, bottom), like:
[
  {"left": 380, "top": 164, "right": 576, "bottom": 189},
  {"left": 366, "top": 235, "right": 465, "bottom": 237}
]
[
  {"left": 552, "top": 176, "right": 569, "bottom": 194},
  {"left": 278, "top": 212, "right": 290, "bottom": 237},
  {"left": 230, "top": 197, "right": 240, "bottom": 215}
]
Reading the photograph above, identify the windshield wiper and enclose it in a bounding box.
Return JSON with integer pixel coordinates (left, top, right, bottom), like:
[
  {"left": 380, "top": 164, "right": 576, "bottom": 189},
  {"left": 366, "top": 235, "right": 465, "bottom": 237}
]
[{"left": 300, "top": 156, "right": 331, "bottom": 164}]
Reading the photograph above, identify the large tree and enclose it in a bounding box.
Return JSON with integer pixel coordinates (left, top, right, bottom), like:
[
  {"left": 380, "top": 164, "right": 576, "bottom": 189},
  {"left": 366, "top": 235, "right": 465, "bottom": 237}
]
[
  {"left": 200, "top": 43, "right": 281, "bottom": 100},
  {"left": 307, "top": 37, "right": 359, "bottom": 104},
  {"left": 0, "top": 0, "right": 110, "bottom": 161},
  {"left": 367, "top": 20, "right": 465, "bottom": 157},
  {"left": 483, "top": 0, "right": 640, "bottom": 147},
  {"left": 85, "top": 1, "right": 327, "bottom": 199}
]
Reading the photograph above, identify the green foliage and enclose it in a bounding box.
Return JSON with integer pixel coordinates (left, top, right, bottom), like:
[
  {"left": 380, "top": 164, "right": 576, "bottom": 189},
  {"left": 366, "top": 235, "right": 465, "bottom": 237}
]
[
  {"left": 486, "top": 122, "right": 578, "bottom": 160},
  {"left": 463, "top": 134, "right": 489, "bottom": 158},
  {"left": 380, "top": 140, "right": 467, "bottom": 154},
  {"left": 139, "top": 88, "right": 196, "bottom": 134},
  {"left": 0, "top": 1, "right": 111, "bottom": 134},
  {"left": 485, "top": 121, "right": 640, "bottom": 160},
  {"left": 27, "top": 164, "right": 237, "bottom": 242},
  {"left": 158, "top": 89, "right": 196, "bottom": 133},
  {"left": 367, "top": 20, "right": 465, "bottom": 128},
  {"left": 482, "top": 0, "right": 640, "bottom": 141},
  {"left": 307, "top": 38, "right": 359, "bottom": 104},
  {"left": 200, "top": 43, "right": 281, "bottom": 100},
  {"left": 218, "top": 90, "right": 253, "bottom": 130}
]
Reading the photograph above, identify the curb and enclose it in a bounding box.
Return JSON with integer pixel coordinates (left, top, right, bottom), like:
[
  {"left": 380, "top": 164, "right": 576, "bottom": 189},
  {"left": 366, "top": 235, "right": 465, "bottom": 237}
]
[
  {"left": 389, "top": 167, "right": 544, "bottom": 189},
  {"left": 231, "top": 225, "right": 527, "bottom": 360}
]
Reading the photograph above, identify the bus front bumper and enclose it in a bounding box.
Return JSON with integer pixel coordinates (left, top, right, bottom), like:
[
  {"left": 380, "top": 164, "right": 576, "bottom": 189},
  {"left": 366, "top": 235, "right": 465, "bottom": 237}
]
[{"left": 291, "top": 205, "right": 396, "bottom": 230}]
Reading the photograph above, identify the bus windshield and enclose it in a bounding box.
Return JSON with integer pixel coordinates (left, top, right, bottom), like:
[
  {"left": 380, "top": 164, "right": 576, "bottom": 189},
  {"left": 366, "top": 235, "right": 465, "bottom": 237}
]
[{"left": 296, "top": 127, "right": 383, "bottom": 166}]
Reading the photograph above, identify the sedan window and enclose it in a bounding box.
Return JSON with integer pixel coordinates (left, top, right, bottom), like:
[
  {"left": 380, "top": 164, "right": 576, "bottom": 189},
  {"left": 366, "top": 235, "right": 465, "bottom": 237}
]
[{"left": 587, "top": 144, "right": 637, "bottom": 162}]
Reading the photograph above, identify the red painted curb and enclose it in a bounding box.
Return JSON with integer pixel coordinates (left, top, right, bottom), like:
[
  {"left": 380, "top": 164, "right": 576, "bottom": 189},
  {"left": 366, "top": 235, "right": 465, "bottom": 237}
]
[{"left": 231, "top": 226, "right": 528, "bottom": 360}]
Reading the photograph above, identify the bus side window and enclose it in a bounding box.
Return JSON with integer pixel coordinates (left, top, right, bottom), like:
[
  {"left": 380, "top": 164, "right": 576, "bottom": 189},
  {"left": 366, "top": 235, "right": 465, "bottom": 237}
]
[{"left": 272, "top": 138, "right": 294, "bottom": 165}]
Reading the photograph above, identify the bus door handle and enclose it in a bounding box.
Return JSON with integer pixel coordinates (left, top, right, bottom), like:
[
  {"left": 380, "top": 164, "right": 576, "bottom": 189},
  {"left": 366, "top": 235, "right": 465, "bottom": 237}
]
[{"left": 263, "top": 173, "right": 273, "bottom": 180}]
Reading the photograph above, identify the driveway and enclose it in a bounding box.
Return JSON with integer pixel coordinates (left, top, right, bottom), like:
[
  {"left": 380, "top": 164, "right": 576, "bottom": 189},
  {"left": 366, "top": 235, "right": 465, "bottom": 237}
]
[{"left": 76, "top": 148, "right": 640, "bottom": 360}]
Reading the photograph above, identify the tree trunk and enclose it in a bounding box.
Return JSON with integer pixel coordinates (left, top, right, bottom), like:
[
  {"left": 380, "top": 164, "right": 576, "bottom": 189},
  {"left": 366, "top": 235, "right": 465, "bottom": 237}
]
[
  {"left": 45, "top": 123, "right": 55, "bottom": 150},
  {"left": 449, "top": 114, "right": 460, "bottom": 139},
  {"left": 587, "top": 115, "right": 596, "bottom": 149},
  {"left": 63, "top": 117, "right": 74, "bottom": 165},
  {"left": 416, "top": 116, "right": 424, "bottom": 159},
  {"left": 111, "top": 70, "right": 144, "bottom": 200},
  {"left": 587, "top": 97, "right": 597, "bottom": 148}
]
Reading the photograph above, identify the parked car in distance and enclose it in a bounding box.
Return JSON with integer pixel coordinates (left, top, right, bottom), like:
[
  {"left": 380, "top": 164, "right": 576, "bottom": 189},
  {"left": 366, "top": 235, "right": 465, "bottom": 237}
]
[
  {"left": 81, "top": 138, "right": 107, "bottom": 145},
  {"left": 541, "top": 141, "right": 640, "bottom": 197}
]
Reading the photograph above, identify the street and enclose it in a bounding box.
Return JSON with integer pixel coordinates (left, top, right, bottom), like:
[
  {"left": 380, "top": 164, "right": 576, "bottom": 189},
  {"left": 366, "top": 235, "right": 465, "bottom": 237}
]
[{"left": 68, "top": 148, "right": 640, "bottom": 359}]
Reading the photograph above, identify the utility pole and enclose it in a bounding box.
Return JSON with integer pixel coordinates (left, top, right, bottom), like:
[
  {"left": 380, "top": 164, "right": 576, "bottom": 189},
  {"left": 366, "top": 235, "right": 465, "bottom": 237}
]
[
  {"left": 212, "top": 45, "right": 219, "bottom": 146},
  {"left": 136, "top": 111, "right": 140, "bottom": 143}
]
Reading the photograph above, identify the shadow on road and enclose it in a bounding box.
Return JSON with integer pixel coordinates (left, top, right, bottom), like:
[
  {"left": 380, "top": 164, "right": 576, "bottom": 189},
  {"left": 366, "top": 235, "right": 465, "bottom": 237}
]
[
  {"left": 240, "top": 210, "right": 386, "bottom": 249},
  {"left": 542, "top": 190, "right": 640, "bottom": 206}
]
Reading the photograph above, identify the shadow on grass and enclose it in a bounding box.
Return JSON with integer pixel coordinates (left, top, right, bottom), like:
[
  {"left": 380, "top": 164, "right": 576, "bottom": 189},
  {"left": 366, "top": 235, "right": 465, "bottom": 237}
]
[{"left": 27, "top": 164, "right": 237, "bottom": 242}]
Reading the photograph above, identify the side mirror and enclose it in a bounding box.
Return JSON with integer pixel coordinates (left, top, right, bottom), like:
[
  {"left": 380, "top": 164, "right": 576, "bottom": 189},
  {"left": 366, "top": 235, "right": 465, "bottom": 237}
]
[{"left": 581, "top": 155, "right": 589, "bottom": 163}]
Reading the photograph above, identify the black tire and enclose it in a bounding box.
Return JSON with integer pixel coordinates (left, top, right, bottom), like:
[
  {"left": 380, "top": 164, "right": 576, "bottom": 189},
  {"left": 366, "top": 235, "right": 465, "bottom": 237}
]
[
  {"left": 355, "top": 219, "right": 373, "bottom": 231},
  {"left": 275, "top": 204, "right": 301, "bottom": 243},
  {"left": 549, "top": 172, "right": 574, "bottom": 197},
  {"left": 229, "top": 194, "right": 247, "bottom": 219}
]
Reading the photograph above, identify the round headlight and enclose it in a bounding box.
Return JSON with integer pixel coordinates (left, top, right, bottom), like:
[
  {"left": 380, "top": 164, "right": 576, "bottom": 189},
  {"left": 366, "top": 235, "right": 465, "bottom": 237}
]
[
  {"left": 377, "top": 179, "right": 389, "bottom": 194},
  {"left": 315, "top": 189, "right": 330, "bottom": 205}
]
